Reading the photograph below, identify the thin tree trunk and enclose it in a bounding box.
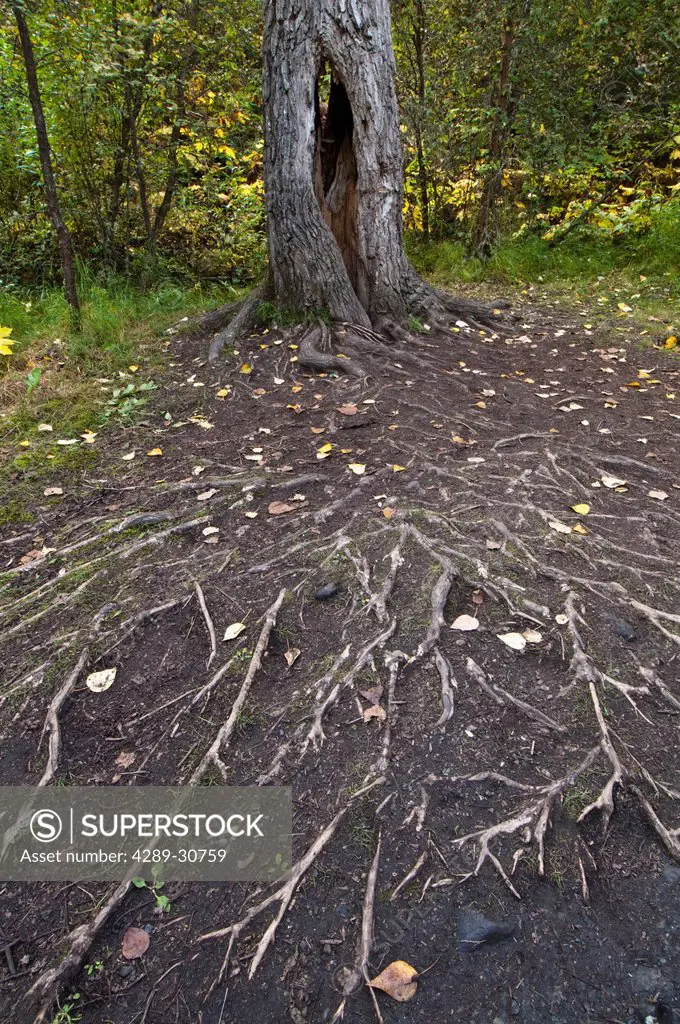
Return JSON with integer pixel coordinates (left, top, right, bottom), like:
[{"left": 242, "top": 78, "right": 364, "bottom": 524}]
[
  {"left": 473, "top": 4, "right": 518, "bottom": 259},
  {"left": 13, "top": 3, "right": 80, "bottom": 318},
  {"left": 412, "top": 0, "right": 429, "bottom": 239}
]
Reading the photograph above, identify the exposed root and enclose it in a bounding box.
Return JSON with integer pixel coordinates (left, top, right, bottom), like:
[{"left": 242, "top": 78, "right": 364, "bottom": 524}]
[
  {"left": 364, "top": 535, "right": 404, "bottom": 623},
  {"left": 189, "top": 588, "right": 286, "bottom": 783},
  {"left": 433, "top": 647, "right": 456, "bottom": 728},
  {"left": 193, "top": 579, "right": 217, "bottom": 668},
  {"left": 577, "top": 681, "right": 625, "bottom": 827},
  {"left": 37, "top": 647, "right": 90, "bottom": 787},
  {"left": 391, "top": 850, "right": 428, "bottom": 901},
  {"left": 208, "top": 286, "right": 264, "bottom": 363},
  {"left": 632, "top": 785, "right": 680, "bottom": 861}
]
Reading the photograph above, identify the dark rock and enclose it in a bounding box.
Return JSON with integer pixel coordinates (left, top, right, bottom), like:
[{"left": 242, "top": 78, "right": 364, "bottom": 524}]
[
  {"left": 314, "top": 583, "right": 341, "bottom": 601},
  {"left": 118, "top": 963, "right": 134, "bottom": 978},
  {"left": 457, "top": 909, "right": 515, "bottom": 951},
  {"left": 143, "top": 923, "right": 153, "bottom": 933},
  {"left": 603, "top": 612, "right": 637, "bottom": 640}
]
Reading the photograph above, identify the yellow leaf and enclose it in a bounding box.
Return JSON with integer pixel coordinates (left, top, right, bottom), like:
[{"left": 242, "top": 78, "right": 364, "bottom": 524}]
[
  {"left": 217, "top": 388, "right": 230, "bottom": 398},
  {"left": 147, "top": 448, "right": 163, "bottom": 456},
  {"left": 240, "top": 363, "right": 252, "bottom": 374},
  {"left": 317, "top": 443, "right": 333, "bottom": 454},
  {"left": 665, "top": 336, "right": 678, "bottom": 349},
  {"left": 368, "top": 960, "right": 418, "bottom": 1002},
  {"left": 128, "top": 365, "right": 139, "bottom": 373},
  {"left": 571, "top": 503, "right": 590, "bottom": 515},
  {"left": 392, "top": 464, "right": 407, "bottom": 472},
  {"left": 0, "top": 342, "right": 15, "bottom": 356},
  {"left": 572, "top": 523, "right": 588, "bottom": 535},
  {"left": 18, "top": 440, "right": 30, "bottom": 447},
  {"left": 348, "top": 463, "right": 366, "bottom": 475},
  {"left": 383, "top": 506, "right": 396, "bottom": 518},
  {"left": 617, "top": 303, "right": 633, "bottom": 313},
  {"left": 0, "top": 326, "right": 13, "bottom": 339}
]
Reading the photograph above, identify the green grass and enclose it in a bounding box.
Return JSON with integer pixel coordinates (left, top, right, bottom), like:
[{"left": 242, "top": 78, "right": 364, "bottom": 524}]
[
  {"left": 0, "top": 273, "right": 241, "bottom": 490},
  {"left": 408, "top": 203, "right": 680, "bottom": 331}
]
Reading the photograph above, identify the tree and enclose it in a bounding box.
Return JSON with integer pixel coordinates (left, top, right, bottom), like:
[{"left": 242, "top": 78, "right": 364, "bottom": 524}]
[
  {"left": 208, "top": 0, "right": 499, "bottom": 364},
  {"left": 12, "top": 1, "right": 80, "bottom": 319}
]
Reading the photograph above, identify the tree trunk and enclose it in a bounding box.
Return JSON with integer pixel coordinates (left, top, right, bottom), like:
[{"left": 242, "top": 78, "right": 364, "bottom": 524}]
[
  {"left": 13, "top": 3, "right": 80, "bottom": 319},
  {"left": 263, "top": 0, "right": 424, "bottom": 328}
]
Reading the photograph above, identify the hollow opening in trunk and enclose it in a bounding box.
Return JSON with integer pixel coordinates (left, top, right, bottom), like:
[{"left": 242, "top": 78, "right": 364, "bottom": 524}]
[{"left": 315, "top": 65, "right": 359, "bottom": 290}]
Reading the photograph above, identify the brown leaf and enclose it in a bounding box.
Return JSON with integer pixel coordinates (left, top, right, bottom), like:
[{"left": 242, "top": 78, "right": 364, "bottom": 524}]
[
  {"left": 359, "top": 684, "right": 384, "bottom": 705},
  {"left": 19, "top": 549, "right": 43, "bottom": 565},
  {"left": 471, "top": 590, "right": 484, "bottom": 605},
  {"left": 121, "top": 927, "right": 150, "bottom": 960},
  {"left": 268, "top": 501, "right": 296, "bottom": 515},
  {"left": 115, "top": 751, "right": 136, "bottom": 770},
  {"left": 363, "top": 705, "right": 387, "bottom": 724},
  {"left": 368, "top": 960, "right": 418, "bottom": 1002},
  {"left": 337, "top": 404, "right": 358, "bottom": 416},
  {"left": 284, "top": 648, "right": 301, "bottom": 667}
]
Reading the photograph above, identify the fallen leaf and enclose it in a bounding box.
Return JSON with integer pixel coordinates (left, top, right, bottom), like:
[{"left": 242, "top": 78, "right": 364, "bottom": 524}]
[
  {"left": 571, "top": 503, "right": 590, "bottom": 515},
  {"left": 601, "top": 475, "right": 626, "bottom": 489},
  {"left": 555, "top": 613, "right": 569, "bottom": 625},
  {"left": 337, "top": 404, "right": 358, "bottom": 416},
  {"left": 617, "top": 302, "right": 633, "bottom": 313},
  {"left": 486, "top": 539, "right": 501, "bottom": 550},
  {"left": 223, "top": 622, "right": 246, "bottom": 641},
  {"left": 382, "top": 507, "right": 396, "bottom": 518},
  {"left": 572, "top": 523, "right": 589, "bottom": 535},
  {"left": 122, "top": 927, "right": 150, "bottom": 960},
  {"left": 284, "top": 648, "right": 301, "bottom": 667},
  {"left": 268, "top": 501, "right": 296, "bottom": 515},
  {"left": 548, "top": 520, "right": 573, "bottom": 535},
  {"left": 202, "top": 526, "right": 220, "bottom": 536},
  {"left": 451, "top": 614, "right": 479, "bottom": 631},
  {"left": 665, "top": 336, "right": 677, "bottom": 349},
  {"left": 451, "top": 434, "right": 476, "bottom": 445},
  {"left": 57, "top": 438, "right": 78, "bottom": 446},
  {"left": 348, "top": 463, "right": 366, "bottom": 475},
  {"left": 37, "top": 423, "right": 53, "bottom": 432},
  {"left": 368, "top": 960, "right": 418, "bottom": 1003},
  {"left": 244, "top": 511, "right": 258, "bottom": 519},
  {"left": 559, "top": 402, "right": 584, "bottom": 412},
  {"left": 128, "top": 364, "right": 139, "bottom": 373},
  {"left": 197, "top": 488, "right": 218, "bottom": 501},
  {"left": 240, "top": 363, "right": 252, "bottom": 374},
  {"left": 497, "top": 632, "right": 527, "bottom": 651},
  {"left": 216, "top": 388, "right": 230, "bottom": 398},
  {"left": 391, "top": 464, "right": 407, "bottom": 472},
  {"left": 317, "top": 443, "right": 333, "bottom": 455},
  {"left": 122, "top": 451, "right": 135, "bottom": 461},
  {"left": 311, "top": 426, "right": 325, "bottom": 434},
  {"left": 86, "top": 668, "right": 117, "bottom": 692},
  {"left": 115, "top": 751, "right": 136, "bottom": 769},
  {"left": 363, "top": 705, "right": 387, "bottom": 724},
  {"left": 648, "top": 489, "right": 669, "bottom": 501},
  {"left": 522, "top": 629, "right": 543, "bottom": 644},
  {"left": 359, "top": 684, "right": 384, "bottom": 705},
  {"left": 43, "top": 487, "right": 63, "bottom": 497},
  {"left": 146, "top": 448, "right": 162, "bottom": 457},
  {"left": 192, "top": 465, "right": 206, "bottom": 476}
]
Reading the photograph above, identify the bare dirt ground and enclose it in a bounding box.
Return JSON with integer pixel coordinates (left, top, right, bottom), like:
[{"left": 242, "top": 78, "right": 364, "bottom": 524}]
[{"left": 1, "top": 292, "right": 679, "bottom": 1024}]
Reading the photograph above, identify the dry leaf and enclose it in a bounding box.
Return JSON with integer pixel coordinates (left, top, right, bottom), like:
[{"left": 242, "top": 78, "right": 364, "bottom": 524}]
[
  {"left": 391, "top": 464, "right": 407, "bottom": 472},
  {"left": 359, "top": 684, "right": 383, "bottom": 705},
  {"left": 648, "top": 489, "right": 669, "bottom": 501},
  {"left": 486, "top": 539, "right": 502, "bottom": 550},
  {"left": 665, "top": 336, "right": 677, "bottom": 349},
  {"left": 363, "top": 705, "right": 387, "bottom": 724},
  {"left": 317, "top": 443, "right": 333, "bottom": 455},
  {"left": 368, "top": 960, "right": 418, "bottom": 1002},
  {"left": 284, "top": 648, "right": 301, "bottom": 667},
  {"left": 122, "top": 451, "right": 135, "bottom": 461},
  {"left": 522, "top": 629, "right": 543, "bottom": 644},
  {"left": 451, "top": 614, "right": 479, "bottom": 631},
  {"left": 555, "top": 613, "right": 569, "bottom": 625},
  {"left": 571, "top": 503, "right": 590, "bottom": 515},
  {"left": 383, "top": 507, "right": 396, "bottom": 518},
  {"left": 572, "top": 523, "right": 589, "bottom": 535},
  {"left": 497, "top": 632, "right": 527, "bottom": 651},
  {"left": 86, "top": 668, "right": 117, "bottom": 692},
  {"left": 348, "top": 463, "right": 366, "bottom": 475},
  {"left": 202, "top": 526, "right": 220, "bottom": 536},
  {"left": 216, "top": 388, "right": 230, "bottom": 398},
  {"left": 43, "top": 487, "right": 63, "bottom": 497},
  {"left": 223, "top": 622, "right": 246, "bottom": 641},
  {"left": 268, "top": 501, "right": 296, "bottom": 515},
  {"left": 311, "top": 426, "right": 325, "bottom": 434},
  {"left": 37, "top": 423, "right": 53, "bottom": 432},
  {"left": 451, "top": 434, "right": 476, "bottom": 445},
  {"left": 122, "top": 927, "right": 150, "bottom": 960},
  {"left": 559, "top": 402, "right": 584, "bottom": 412},
  {"left": 337, "top": 404, "right": 358, "bottom": 416},
  {"left": 146, "top": 448, "right": 163, "bottom": 457},
  {"left": 115, "top": 751, "right": 136, "bottom": 770},
  {"left": 240, "top": 363, "right": 252, "bottom": 374},
  {"left": 601, "top": 475, "right": 626, "bottom": 489},
  {"left": 548, "top": 520, "right": 572, "bottom": 535},
  {"left": 197, "top": 489, "right": 218, "bottom": 501},
  {"left": 244, "top": 511, "right": 258, "bottom": 519}
]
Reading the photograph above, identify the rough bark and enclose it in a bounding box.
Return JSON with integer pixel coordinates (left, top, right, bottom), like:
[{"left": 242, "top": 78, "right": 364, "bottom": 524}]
[
  {"left": 13, "top": 3, "right": 80, "bottom": 319},
  {"left": 263, "top": 0, "right": 453, "bottom": 329}
]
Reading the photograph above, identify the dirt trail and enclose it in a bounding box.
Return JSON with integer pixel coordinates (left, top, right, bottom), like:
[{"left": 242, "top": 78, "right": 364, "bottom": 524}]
[{"left": 1, "top": 296, "right": 679, "bottom": 1024}]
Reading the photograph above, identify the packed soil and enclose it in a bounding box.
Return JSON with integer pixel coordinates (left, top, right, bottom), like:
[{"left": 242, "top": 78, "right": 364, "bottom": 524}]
[{"left": 1, "top": 290, "right": 679, "bottom": 1024}]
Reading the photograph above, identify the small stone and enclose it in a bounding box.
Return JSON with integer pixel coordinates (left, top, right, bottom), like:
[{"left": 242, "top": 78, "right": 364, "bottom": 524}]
[
  {"left": 457, "top": 909, "right": 515, "bottom": 951},
  {"left": 614, "top": 618, "right": 637, "bottom": 641},
  {"left": 118, "top": 964, "right": 134, "bottom": 979},
  {"left": 315, "top": 583, "right": 341, "bottom": 601}
]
